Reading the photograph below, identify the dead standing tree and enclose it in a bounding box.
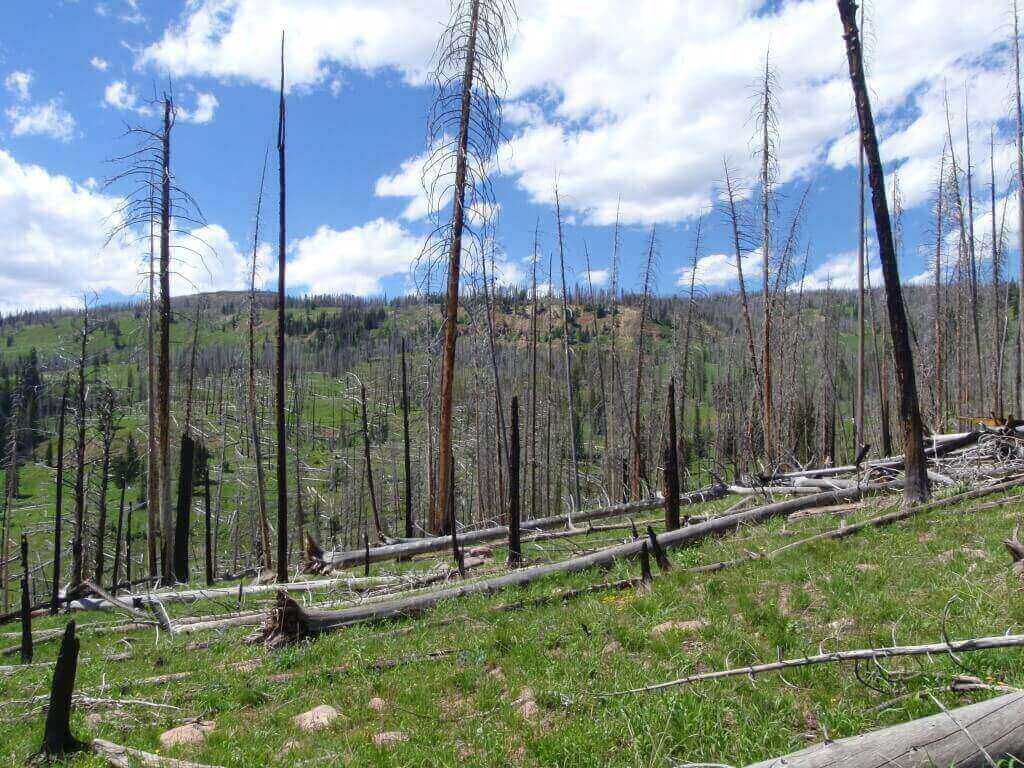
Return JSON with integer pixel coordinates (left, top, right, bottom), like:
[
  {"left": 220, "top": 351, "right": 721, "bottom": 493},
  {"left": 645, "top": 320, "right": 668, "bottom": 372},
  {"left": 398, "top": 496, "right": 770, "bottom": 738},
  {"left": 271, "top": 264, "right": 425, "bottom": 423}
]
[
  {"left": 421, "top": 0, "right": 514, "bottom": 534},
  {"left": 275, "top": 32, "right": 289, "bottom": 583},
  {"left": 837, "top": 0, "right": 929, "bottom": 503}
]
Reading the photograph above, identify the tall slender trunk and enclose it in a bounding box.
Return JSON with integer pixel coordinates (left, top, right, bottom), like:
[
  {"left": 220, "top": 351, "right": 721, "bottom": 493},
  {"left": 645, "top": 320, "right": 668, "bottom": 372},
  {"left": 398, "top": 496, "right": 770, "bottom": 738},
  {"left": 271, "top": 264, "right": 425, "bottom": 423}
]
[
  {"left": 360, "top": 383, "right": 385, "bottom": 541},
  {"left": 963, "top": 102, "right": 985, "bottom": 406},
  {"left": 992, "top": 127, "right": 1004, "bottom": 417},
  {"left": 157, "top": 97, "right": 173, "bottom": 583},
  {"left": 1014, "top": 0, "right": 1024, "bottom": 414},
  {"left": 435, "top": 0, "right": 480, "bottom": 535},
  {"left": 760, "top": 51, "right": 774, "bottom": 465},
  {"left": 146, "top": 177, "right": 158, "bottom": 581},
  {"left": 664, "top": 378, "right": 680, "bottom": 531},
  {"left": 50, "top": 380, "right": 68, "bottom": 613},
  {"left": 934, "top": 152, "right": 946, "bottom": 431},
  {"left": 507, "top": 395, "right": 521, "bottom": 565},
  {"left": 401, "top": 339, "right": 414, "bottom": 537},
  {"left": 275, "top": 33, "right": 289, "bottom": 582},
  {"left": 837, "top": 0, "right": 929, "bottom": 503},
  {"left": 529, "top": 222, "right": 540, "bottom": 518},
  {"left": 630, "top": 229, "right": 656, "bottom": 499},
  {"left": 72, "top": 308, "right": 88, "bottom": 588},
  {"left": 554, "top": 188, "right": 582, "bottom": 515}
]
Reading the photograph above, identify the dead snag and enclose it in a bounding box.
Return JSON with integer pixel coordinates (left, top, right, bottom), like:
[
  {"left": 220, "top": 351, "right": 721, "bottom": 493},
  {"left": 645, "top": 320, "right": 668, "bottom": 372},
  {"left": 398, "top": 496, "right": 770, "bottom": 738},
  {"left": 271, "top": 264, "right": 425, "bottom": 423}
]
[
  {"left": 401, "top": 338, "right": 414, "bottom": 539},
  {"left": 664, "top": 378, "right": 681, "bottom": 531},
  {"left": 646, "top": 527, "right": 671, "bottom": 572},
  {"left": 51, "top": 377, "right": 68, "bottom": 614},
  {"left": 275, "top": 31, "right": 289, "bottom": 584},
  {"left": 40, "top": 621, "right": 82, "bottom": 758},
  {"left": 508, "top": 395, "right": 522, "bottom": 566},
  {"left": 837, "top": 0, "right": 929, "bottom": 504},
  {"left": 638, "top": 542, "right": 653, "bottom": 588},
  {"left": 20, "top": 535, "right": 31, "bottom": 664},
  {"left": 301, "top": 531, "right": 326, "bottom": 574}
]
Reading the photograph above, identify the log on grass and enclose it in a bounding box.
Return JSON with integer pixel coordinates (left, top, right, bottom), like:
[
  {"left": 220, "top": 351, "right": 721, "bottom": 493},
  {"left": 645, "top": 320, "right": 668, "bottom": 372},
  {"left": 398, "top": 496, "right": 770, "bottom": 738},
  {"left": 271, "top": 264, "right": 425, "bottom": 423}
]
[
  {"left": 310, "top": 485, "right": 728, "bottom": 570},
  {"left": 93, "top": 738, "right": 225, "bottom": 768},
  {"left": 254, "top": 482, "right": 896, "bottom": 645},
  {"left": 744, "top": 691, "right": 1024, "bottom": 768}
]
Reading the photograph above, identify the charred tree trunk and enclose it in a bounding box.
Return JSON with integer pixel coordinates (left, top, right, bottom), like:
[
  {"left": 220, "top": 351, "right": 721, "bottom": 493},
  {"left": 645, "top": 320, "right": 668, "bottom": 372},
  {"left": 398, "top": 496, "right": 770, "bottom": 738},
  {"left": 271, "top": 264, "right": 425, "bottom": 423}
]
[
  {"left": 157, "top": 97, "right": 174, "bottom": 583},
  {"left": 275, "top": 32, "right": 289, "bottom": 584},
  {"left": 401, "top": 339, "right": 414, "bottom": 538},
  {"left": 72, "top": 309, "right": 88, "bottom": 589},
  {"left": 664, "top": 378, "right": 681, "bottom": 531},
  {"left": 39, "top": 620, "right": 82, "bottom": 758},
  {"left": 837, "top": 0, "right": 929, "bottom": 504},
  {"left": 508, "top": 395, "right": 521, "bottom": 566},
  {"left": 20, "top": 535, "right": 31, "bottom": 664},
  {"left": 172, "top": 433, "right": 195, "bottom": 583},
  {"left": 361, "top": 383, "right": 385, "bottom": 541},
  {"left": 51, "top": 380, "right": 68, "bottom": 614},
  {"left": 434, "top": 0, "right": 481, "bottom": 535}
]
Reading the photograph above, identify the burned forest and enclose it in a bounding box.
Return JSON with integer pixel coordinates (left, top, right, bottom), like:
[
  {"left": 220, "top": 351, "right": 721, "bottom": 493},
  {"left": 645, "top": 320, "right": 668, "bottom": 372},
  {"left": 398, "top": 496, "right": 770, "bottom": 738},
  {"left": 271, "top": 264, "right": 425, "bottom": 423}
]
[{"left": 4, "top": 1, "right": 1024, "bottom": 767}]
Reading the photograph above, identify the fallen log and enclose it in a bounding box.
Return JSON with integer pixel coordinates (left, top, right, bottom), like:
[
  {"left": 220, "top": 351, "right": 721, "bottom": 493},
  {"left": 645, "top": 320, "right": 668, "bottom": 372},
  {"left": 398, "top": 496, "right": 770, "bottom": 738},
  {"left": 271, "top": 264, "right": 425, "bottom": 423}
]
[
  {"left": 605, "top": 633, "right": 1024, "bottom": 695},
  {"left": 776, "top": 429, "right": 989, "bottom": 481},
  {"left": 92, "top": 738, "right": 225, "bottom": 768},
  {"left": 307, "top": 484, "right": 729, "bottom": 571},
  {"left": 253, "top": 481, "right": 898, "bottom": 645},
  {"left": 67, "top": 574, "right": 399, "bottom": 613},
  {"left": 743, "top": 691, "right": 1024, "bottom": 768},
  {"left": 694, "top": 475, "right": 1024, "bottom": 575}
]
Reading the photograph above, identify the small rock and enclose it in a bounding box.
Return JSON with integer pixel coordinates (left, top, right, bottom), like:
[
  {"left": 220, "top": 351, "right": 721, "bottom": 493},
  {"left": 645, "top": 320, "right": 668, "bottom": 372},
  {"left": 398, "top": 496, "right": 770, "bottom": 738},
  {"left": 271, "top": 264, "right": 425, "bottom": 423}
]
[
  {"left": 917, "top": 532, "right": 936, "bottom": 543},
  {"left": 468, "top": 545, "right": 493, "bottom": 557},
  {"left": 854, "top": 563, "right": 877, "bottom": 573},
  {"left": 602, "top": 640, "right": 623, "bottom": 656},
  {"left": 234, "top": 658, "right": 260, "bottom": 673},
  {"left": 964, "top": 548, "right": 987, "bottom": 560},
  {"left": 828, "top": 617, "right": 855, "bottom": 633},
  {"left": 487, "top": 665, "right": 505, "bottom": 681},
  {"left": 651, "top": 619, "right": 707, "bottom": 637},
  {"left": 159, "top": 720, "right": 215, "bottom": 748},
  {"left": 938, "top": 549, "right": 956, "bottom": 564},
  {"left": 373, "top": 731, "right": 409, "bottom": 747},
  {"left": 514, "top": 688, "right": 539, "bottom": 720},
  {"left": 293, "top": 705, "right": 339, "bottom": 732},
  {"left": 369, "top": 697, "right": 387, "bottom": 712}
]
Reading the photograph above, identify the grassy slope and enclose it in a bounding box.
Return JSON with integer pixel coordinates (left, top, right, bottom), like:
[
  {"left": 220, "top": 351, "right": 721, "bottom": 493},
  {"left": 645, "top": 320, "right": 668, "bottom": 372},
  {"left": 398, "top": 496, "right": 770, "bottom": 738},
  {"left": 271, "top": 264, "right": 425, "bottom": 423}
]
[{"left": 3, "top": 485, "right": 1024, "bottom": 767}]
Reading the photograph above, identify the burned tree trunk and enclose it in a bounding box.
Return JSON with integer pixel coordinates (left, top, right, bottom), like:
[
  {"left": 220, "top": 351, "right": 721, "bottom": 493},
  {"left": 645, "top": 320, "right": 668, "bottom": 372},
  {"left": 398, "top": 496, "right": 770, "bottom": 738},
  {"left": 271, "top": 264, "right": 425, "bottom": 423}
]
[
  {"left": 664, "top": 378, "right": 681, "bottom": 531},
  {"left": 172, "top": 433, "right": 195, "bottom": 584},
  {"left": 51, "top": 378, "right": 68, "bottom": 614},
  {"left": 39, "top": 621, "right": 82, "bottom": 758},
  {"left": 157, "top": 97, "right": 174, "bottom": 583},
  {"left": 508, "top": 395, "right": 521, "bottom": 566},
  {"left": 401, "top": 339, "right": 414, "bottom": 538},
  {"left": 72, "top": 308, "right": 88, "bottom": 589},
  {"left": 837, "top": 0, "right": 929, "bottom": 503},
  {"left": 360, "top": 383, "right": 385, "bottom": 542},
  {"left": 275, "top": 31, "right": 289, "bottom": 584},
  {"left": 20, "top": 535, "right": 31, "bottom": 664}
]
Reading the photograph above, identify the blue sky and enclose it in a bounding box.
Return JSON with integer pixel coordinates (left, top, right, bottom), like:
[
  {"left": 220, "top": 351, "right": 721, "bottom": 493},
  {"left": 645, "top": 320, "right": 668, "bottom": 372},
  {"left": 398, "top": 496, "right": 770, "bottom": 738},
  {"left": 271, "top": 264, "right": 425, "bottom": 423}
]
[{"left": 0, "top": 0, "right": 1017, "bottom": 312}]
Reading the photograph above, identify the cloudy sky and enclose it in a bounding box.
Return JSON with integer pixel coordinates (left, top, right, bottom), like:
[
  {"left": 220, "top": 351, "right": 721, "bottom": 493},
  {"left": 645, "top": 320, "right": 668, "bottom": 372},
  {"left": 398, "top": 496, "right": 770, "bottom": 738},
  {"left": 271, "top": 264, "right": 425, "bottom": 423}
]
[{"left": 0, "top": 0, "right": 1017, "bottom": 312}]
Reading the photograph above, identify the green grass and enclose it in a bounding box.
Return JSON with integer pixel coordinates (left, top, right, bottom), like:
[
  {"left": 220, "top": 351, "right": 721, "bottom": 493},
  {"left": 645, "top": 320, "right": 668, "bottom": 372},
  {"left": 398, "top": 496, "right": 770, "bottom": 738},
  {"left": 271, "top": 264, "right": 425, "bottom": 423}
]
[{"left": 3, "top": 486, "right": 1024, "bottom": 767}]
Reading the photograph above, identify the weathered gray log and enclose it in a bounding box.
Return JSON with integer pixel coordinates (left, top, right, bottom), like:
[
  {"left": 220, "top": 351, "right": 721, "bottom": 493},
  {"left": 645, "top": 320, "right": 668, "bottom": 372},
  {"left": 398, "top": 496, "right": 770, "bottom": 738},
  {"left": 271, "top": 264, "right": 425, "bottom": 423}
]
[
  {"left": 310, "top": 484, "right": 728, "bottom": 570},
  {"left": 93, "top": 737, "right": 225, "bottom": 768},
  {"left": 744, "top": 691, "right": 1024, "bottom": 768},
  {"left": 255, "top": 481, "right": 896, "bottom": 645}
]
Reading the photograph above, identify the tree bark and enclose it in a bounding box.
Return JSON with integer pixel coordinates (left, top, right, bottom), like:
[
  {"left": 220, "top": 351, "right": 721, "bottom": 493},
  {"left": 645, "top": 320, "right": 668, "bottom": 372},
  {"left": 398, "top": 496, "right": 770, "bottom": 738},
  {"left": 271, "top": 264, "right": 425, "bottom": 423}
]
[
  {"left": 745, "top": 692, "right": 1024, "bottom": 768},
  {"left": 837, "top": 0, "right": 929, "bottom": 504},
  {"left": 434, "top": 0, "right": 480, "bottom": 535},
  {"left": 664, "top": 378, "right": 681, "bottom": 531},
  {"left": 275, "top": 32, "right": 289, "bottom": 584},
  {"left": 508, "top": 395, "right": 521, "bottom": 565},
  {"left": 51, "top": 380, "right": 68, "bottom": 614}
]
